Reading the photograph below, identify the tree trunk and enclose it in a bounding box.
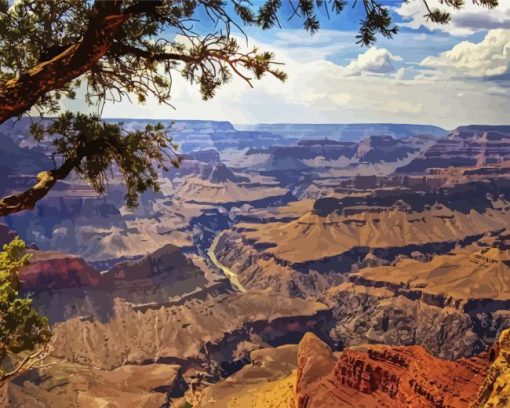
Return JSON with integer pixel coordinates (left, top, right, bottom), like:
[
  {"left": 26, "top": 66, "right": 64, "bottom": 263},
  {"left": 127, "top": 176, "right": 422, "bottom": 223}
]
[
  {"left": 0, "top": 2, "right": 125, "bottom": 125},
  {"left": 0, "top": 158, "right": 79, "bottom": 217}
]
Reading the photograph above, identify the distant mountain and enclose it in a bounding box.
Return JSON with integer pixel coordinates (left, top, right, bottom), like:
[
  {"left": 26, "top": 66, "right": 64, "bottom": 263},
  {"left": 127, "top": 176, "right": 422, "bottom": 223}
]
[
  {"left": 397, "top": 125, "right": 510, "bottom": 174},
  {"left": 355, "top": 135, "right": 430, "bottom": 163},
  {"left": 0, "top": 117, "right": 296, "bottom": 155},
  {"left": 239, "top": 123, "right": 447, "bottom": 141},
  {"left": 247, "top": 135, "right": 433, "bottom": 175},
  {"left": 174, "top": 162, "right": 291, "bottom": 206},
  {"left": 0, "top": 118, "right": 447, "bottom": 158},
  {"left": 199, "top": 163, "right": 249, "bottom": 184},
  {"left": 104, "top": 118, "right": 295, "bottom": 153}
]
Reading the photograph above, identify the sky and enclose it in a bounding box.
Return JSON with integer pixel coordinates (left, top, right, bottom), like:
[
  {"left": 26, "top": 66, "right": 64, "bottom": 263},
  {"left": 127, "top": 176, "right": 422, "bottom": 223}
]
[{"left": 71, "top": 1, "right": 510, "bottom": 129}]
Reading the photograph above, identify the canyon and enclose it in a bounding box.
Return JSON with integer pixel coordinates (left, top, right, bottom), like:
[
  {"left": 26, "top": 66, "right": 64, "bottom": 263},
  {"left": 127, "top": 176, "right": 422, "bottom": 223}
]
[{"left": 1, "top": 120, "right": 510, "bottom": 407}]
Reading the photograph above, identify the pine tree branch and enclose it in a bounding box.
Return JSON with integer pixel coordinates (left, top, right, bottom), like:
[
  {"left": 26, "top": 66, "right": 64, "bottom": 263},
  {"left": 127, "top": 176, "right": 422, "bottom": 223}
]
[
  {"left": 0, "top": 156, "right": 80, "bottom": 217},
  {"left": 0, "top": 1, "right": 126, "bottom": 124},
  {"left": 109, "top": 42, "right": 194, "bottom": 63}
]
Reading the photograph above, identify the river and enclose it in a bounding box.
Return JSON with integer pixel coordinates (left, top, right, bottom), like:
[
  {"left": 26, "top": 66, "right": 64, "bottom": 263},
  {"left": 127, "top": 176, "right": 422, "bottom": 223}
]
[{"left": 207, "top": 231, "right": 247, "bottom": 293}]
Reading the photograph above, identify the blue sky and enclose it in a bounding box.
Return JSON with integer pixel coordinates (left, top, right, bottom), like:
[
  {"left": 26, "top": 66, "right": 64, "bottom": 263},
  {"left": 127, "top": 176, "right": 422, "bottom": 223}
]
[{"left": 87, "top": 1, "right": 510, "bottom": 128}]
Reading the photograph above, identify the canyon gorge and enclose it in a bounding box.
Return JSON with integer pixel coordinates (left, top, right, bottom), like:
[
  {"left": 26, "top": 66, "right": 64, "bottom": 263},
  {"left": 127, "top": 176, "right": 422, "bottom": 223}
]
[{"left": 1, "top": 119, "right": 510, "bottom": 407}]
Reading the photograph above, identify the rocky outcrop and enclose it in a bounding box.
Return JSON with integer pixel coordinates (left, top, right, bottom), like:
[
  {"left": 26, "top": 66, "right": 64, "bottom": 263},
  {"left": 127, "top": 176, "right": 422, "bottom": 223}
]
[
  {"left": 0, "top": 362, "right": 182, "bottom": 408},
  {"left": 200, "top": 163, "right": 250, "bottom": 183},
  {"left": 20, "top": 250, "right": 100, "bottom": 290},
  {"left": 181, "top": 344, "right": 299, "bottom": 407},
  {"left": 397, "top": 126, "right": 510, "bottom": 174},
  {"left": 295, "top": 333, "right": 336, "bottom": 407},
  {"left": 175, "top": 167, "right": 291, "bottom": 207},
  {"left": 50, "top": 293, "right": 331, "bottom": 373},
  {"left": 295, "top": 333, "right": 491, "bottom": 408},
  {"left": 173, "top": 331, "right": 503, "bottom": 408},
  {"left": 104, "top": 244, "right": 209, "bottom": 294},
  {"left": 253, "top": 139, "right": 359, "bottom": 170},
  {"left": 185, "top": 148, "right": 221, "bottom": 164},
  {"left": 322, "top": 282, "right": 510, "bottom": 360},
  {"left": 473, "top": 328, "right": 510, "bottom": 408},
  {"left": 356, "top": 135, "right": 421, "bottom": 163},
  {"left": 26, "top": 244, "right": 233, "bottom": 323}
]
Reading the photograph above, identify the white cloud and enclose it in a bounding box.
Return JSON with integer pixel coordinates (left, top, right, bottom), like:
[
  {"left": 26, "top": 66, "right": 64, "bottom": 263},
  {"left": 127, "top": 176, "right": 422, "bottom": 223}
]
[
  {"left": 421, "top": 29, "right": 510, "bottom": 79},
  {"left": 395, "top": 0, "right": 510, "bottom": 36},
  {"left": 394, "top": 67, "right": 407, "bottom": 80},
  {"left": 89, "top": 31, "right": 510, "bottom": 129},
  {"left": 342, "top": 47, "right": 403, "bottom": 76},
  {"left": 330, "top": 93, "right": 352, "bottom": 105}
]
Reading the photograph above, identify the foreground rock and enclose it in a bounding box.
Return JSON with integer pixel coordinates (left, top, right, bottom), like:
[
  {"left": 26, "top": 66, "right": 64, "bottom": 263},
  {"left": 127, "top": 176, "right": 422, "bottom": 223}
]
[
  {"left": 1, "top": 293, "right": 330, "bottom": 407},
  {"left": 295, "top": 333, "right": 491, "bottom": 408},
  {"left": 177, "top": 344, "right": 299, "bottom": 407},
  {"left": 0, "top": 363, "right": 182, "bottom": 408},
  {"left": 474, "top": 329, "right": 510, "bottom": 408},
  {"left": 178, "top": 331, "right": 500, "bottom": 408}
]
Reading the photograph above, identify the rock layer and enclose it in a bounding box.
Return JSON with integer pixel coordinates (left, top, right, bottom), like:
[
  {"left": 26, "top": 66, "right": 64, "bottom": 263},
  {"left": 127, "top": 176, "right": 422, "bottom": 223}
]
[
  {"left": 473, "top": 328, "right": 510, "bottom": 408},
  {"left": 295, "top": 333, "right": 491, "bottom": 408}
]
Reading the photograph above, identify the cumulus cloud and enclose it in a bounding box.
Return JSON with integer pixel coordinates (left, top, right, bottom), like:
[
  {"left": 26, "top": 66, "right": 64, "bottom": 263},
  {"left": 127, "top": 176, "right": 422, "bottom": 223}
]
[
  {"left": 90, "top": 31, "right": 510, "bottom": 129},
  {"left": 421, "top": 29, "right": 510, "bottom": 79},
  {"left": 341, "top": 47, "right": 403, "bottom": 76},
  {"left": 395, "top": 0, "right": 510, "bottom": 36}
]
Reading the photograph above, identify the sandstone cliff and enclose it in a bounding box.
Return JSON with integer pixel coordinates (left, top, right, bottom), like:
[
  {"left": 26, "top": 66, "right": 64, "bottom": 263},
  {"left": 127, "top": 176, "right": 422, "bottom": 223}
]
[
  {"left": 473, "top": 328, "right": 510, "bottom": 408},
  {"left": 295, "top": 333, "right": 491, "bottom": 408},
  {"left": 177, "top": 330, "right": 497, "bottom": 408}
]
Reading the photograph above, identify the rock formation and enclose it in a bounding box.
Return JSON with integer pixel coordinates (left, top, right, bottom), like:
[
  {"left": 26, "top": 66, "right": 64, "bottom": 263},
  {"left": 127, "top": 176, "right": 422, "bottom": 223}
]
[
  {"left": 20, "top": 250, "right": 100, "bottom": 290},
  {"left": 295, "top": 333, "right": 491, "bottom": 408},
  {"left": 3, "top": 120, "right": 510, "bottom": 408},
  {"left": 214, "top": 183, "right": 510, "bottom": 301},
  {"left": 398, "top": 126, "right": 510, "bottom": 174},
  {"left": 473, "top": 328, "right": 510, "bottom": 408},
  {"left": 0, "top": 362, "right": 183, "bottom": 408}
]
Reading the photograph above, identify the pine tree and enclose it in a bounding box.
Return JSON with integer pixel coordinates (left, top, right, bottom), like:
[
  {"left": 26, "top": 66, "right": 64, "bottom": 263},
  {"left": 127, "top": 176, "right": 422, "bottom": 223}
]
[{"left": 0, "top": 237, "right": 50, "bottom": 381}]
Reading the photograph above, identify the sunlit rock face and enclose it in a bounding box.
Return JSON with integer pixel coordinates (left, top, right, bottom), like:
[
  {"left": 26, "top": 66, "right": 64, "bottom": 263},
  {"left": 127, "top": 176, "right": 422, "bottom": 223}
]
[
  {"left": 474, "top": 328, "right": 510, "bottom": 408},
  {"left": 294, "top": 333, "right": 491, "bottom": 408}
]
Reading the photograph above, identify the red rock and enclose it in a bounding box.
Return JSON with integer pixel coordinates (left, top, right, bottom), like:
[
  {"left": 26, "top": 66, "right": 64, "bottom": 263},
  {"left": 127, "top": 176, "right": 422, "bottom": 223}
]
[
  {"left": 20, "top": 250, "right": 100, "bottom": 290},
  {"left": 296, "top": 333, "right": 491, "bottom": 408}
]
